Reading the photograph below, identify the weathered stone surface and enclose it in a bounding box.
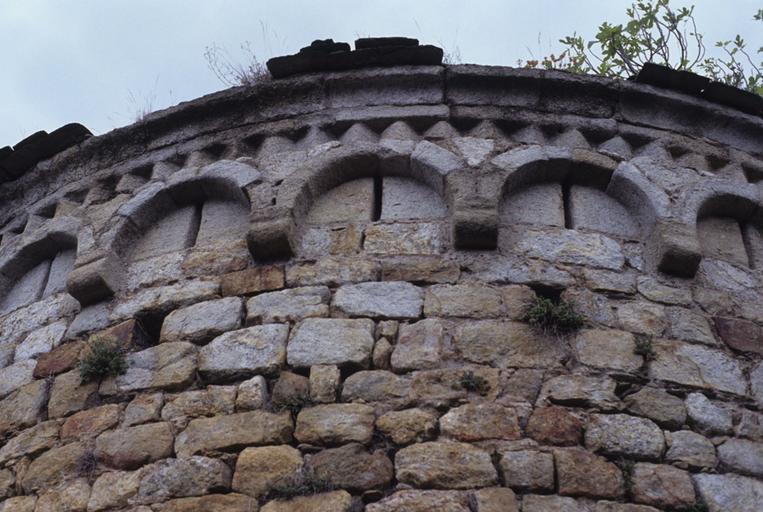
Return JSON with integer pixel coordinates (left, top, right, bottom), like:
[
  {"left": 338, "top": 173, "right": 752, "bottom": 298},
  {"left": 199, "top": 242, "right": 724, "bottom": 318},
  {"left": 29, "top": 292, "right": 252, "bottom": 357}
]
[
  {"left": 471, "top": 487, "right": 519, "bottom": 512},
  {"left": 33, "top": 340, "right": 85, "bottom": 378},
  {"left": 667, "top": 307, "right": 716, "bottom": 345},
  {"left": 753, "top": 361, "right": 763, "bottom": 407},
  {"left": 381, "top": 176, "right": 447, "bottom": 220},
  {"left": 391, "top": 318, "right": 444, "bottom": 371},
  {"left": 380, "top": 256, "right": 460, "bottom": 284},
  {"left": 221, "top": 265, "right": 284, "bottom": 296},
  {"left": 694, "top": 473, "right": 763, "bottom": 512},
  {"left": 0, "top": 420, "right": 59, "bottom": 464},
  {"left": 95, "top": 422, "right": 174, "bottom": 469},
  {"left": 160, "top": 297, "right": 243, "bottom": 344},
  {"left": 175, "top": 411, "right": 293, "bottom": 457},
  {"left": 158, "top": 494, "right": 256, "bottom": 512},
  {"left": 501, "top": 182, "right": 564, "bottom": 227},
  {"left": 232, "top": 445, "right": 302, "bottom": 498},
  {"left": 309, "top": 364, "right": 340, "bottom": 403},
  {"left": 309, "top": 443, "right": 393, "bottom": 491},
  {"left": 454, "top": 320, "right": 566, "bottom": 368},
  {"left": 522, "top": 495, "right": 588, "bottom": 512},
  {"left": 554, "top": 448, "right": 624, "bottom": 499},
  {"left": 594, "top": 502, "right": 660, "bottom": 512},
  {"left": 625, "top": 387, "right": 686, "bottom": 429},
  {"left": 61, "top": 403, "right": 120, "bottom": 441},
  {"left": 341, "top": 370, "right": 409, "bottom": 403},
  {"left": 395, "top": 441, "right": 497, "bottom": 489},
  {"left": 372, "top": 337, "right": 393, "bottom": 369},
  {"left": 538, "top": 374, "right": 620, "bottom": 410},
  {"left": 718, "top": 438, "right": 763, "bottom": 477},
  {"left": 575, "top": 328, "right": 642, "bottom": 372},
  {"left": 713, "top": 316, "right": 763, "bottom": 354},
  {"left": 34, "top": 478, "right": 90, "bottom": 512},
  {"left": 737, "top": 409, "right": 763, "bottom": 441},
  {"left": 0, "top": 359, "right": 35, "bottom": 398},
  {"left": 616, "top": 301, "right": 666, "bottom": 335},
  {"left": 134, "top": 456, "right": 232, "bottom": 504},
  {"left": 287, "top": 318, "right": 375, "bottom": 367},
  {"left": 236, "top": 375, "right": 268, "bottom": 410},
  {"left": 101, "top": 342, "right": 198, "bottom": 395},
  {"left": 364, "top": 222, "right": 444, "bottom": 255},
  {"left": 526, "top": 406, "right": 583, "bottom": 446},
  {"left": 21, "top": 441, "right": 86, "bottom": 492},
  {"left": 0, "top": 379, "right": 47, "bottom": 435},
  {"left": 649, "top": 339, "right": 747, "bottom": 395},
  {"left": 631, "top": 463, "right": 695, "bottom": 509},
  {"left": 286, "top": 257, "right": 379, "bottom": 287},
  {"left": 48, "top": 368, "right": 99, "bottom": 418},
  {"left": 377, "top": 408, "right": 438, "bottom": 444},
  {"left": 499, "top": 449, "right": 554, "bottom": 492},
  {"left": 333, "top": 281, "right": 423, "bottom": 318},
  {"left": 295, "top": 404, "right": 374, "bottom": 445},
  {"left": 199, "top": 324, "right": 288, "bottom": 380},
  {"left": 161, "top": 386, "right": 236, "bottom": 421},
  {"left": 585, "top": 414, "right": 665, "bottom": 460},
  {"left": 271, "top": 371, "right": 310, "bottom": 410},
  {"left": 246, "top": 286, "right": 330, "bottom": 323},
  {"left": 307, "top": 178, "right": 374, "bottom": 223},
  {"left": 88, "top": 470, "right": 142, "bottom": 511},
  {"left": 366, "top": 490, "right": 470, "bottom": 512},
  {"left": 14, "top": 319, "right": 67, "bottom": 362},
  {"left": 423, "top": 284, "right": 502, "bottom": 318},
  {"left": 124, "top": 392, "right": 163, "bottom": 426},
  {"left": 512, "top": 228, "right": 625, "bottom": 270},
  {"left": 439, "top": 403, "right": 521, "bottom": 441},
  {"left": 665, "top": 430, "right": 716, "bottom": 469},
  {"left": 0, "top": 496, "right": 37, "bottom": 512},
  {"left": 111, "top": 281, "right": 219, "bottom": 321},
  {"left": 636, "top": 276, "right": 692, "bottom": 305},
  {"left": 260, "top": 490, "right": 352, "bottom": 512},
  {"left": 685, "top": 392, "right": 733, "bottom": 435}
]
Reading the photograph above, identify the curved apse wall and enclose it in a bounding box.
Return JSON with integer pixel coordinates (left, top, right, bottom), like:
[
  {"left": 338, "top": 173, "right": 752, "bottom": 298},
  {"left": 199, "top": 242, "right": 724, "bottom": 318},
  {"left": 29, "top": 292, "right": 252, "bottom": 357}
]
[{"left": 0, "top": 60, "right": 762, "bottom": 512}]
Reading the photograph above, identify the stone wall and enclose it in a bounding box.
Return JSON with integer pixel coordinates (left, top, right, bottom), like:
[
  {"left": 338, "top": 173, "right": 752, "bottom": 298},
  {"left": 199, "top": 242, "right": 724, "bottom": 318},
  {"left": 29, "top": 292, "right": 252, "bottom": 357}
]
[{"left": 0, "top": 64, "right": 762, "bottom": 511}]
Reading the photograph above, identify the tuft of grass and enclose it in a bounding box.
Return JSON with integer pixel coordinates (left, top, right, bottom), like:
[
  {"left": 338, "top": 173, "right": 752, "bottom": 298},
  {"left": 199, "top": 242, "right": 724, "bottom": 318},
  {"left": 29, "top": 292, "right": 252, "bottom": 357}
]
[
  {"left": 456, "top": 370, "right": 490, "bottom": 395},
  {"left": 633, "top": 334, "right": 656, "bottom": 361},
  {"left": 204, "top": 41, "right": 271, "bottom": 87},
  {"left": 522, "top": 296, "right": 584, "bottom": 335},
  {"left": 76, "top": 449, "right": 98, "bottom": 482},
  {"left": 78, "top": 337, "right": 128, "bottom": 384}
]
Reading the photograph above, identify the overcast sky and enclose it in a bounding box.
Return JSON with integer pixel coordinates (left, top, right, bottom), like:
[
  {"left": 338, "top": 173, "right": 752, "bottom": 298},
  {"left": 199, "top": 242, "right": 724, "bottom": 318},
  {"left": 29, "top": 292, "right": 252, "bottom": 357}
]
[{"left": 1, "top": 0, "right": 760, "bottom": 147}]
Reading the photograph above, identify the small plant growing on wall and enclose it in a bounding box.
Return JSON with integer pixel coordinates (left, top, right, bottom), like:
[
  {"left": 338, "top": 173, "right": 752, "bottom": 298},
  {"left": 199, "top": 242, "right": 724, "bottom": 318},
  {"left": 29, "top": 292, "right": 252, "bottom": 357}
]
[
  {"left": 457, "top": 370, "right": 491, "bottom": 395},
  {"left": 522, "top": 296, "right": 584, "bottom": 335},
  {"left": 633, "top": 334, "right": 656, "bottom": 360},
  {"left": 78, "top": 336, "right": 128, "bottom": 384}
]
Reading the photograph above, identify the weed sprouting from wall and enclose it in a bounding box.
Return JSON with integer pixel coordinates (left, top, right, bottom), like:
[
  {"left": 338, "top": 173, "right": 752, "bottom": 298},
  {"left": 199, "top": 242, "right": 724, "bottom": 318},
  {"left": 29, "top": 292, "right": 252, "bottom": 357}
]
[
  {"left": 522, "top": 296, "right": 585, "bottom": 335},
  {"left": 78, "top": 336, "right": 128, "bottom": 384}
]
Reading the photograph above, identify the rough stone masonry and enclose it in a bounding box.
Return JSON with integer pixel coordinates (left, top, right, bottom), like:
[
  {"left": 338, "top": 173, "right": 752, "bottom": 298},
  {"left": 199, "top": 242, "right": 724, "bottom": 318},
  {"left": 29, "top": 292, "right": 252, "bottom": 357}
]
[{"left": 0, "top": 37, "right": 762, "bottom": 511}]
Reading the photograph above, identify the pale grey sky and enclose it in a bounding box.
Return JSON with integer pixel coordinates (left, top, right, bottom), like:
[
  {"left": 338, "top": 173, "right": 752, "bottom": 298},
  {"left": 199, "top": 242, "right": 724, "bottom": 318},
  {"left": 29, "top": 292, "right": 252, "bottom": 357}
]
[{"left": 1, "top": 0, "right": 759, "bottom": 146}]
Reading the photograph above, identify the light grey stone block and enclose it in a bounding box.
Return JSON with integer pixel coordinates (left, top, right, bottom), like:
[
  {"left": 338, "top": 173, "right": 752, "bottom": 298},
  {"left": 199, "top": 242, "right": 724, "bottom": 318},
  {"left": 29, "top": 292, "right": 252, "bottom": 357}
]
[
  {"left": 380, "top": 177, "right": 446, "bottom": 220},
  {"left": 697, "top": 217, "right": 748, "bottom": 266},
  {"left": 0, "top": 260, "right": 50, "bottom": 315},
  {"left": 287, "top": 318, "right": 375, "bottom": 368},
  {"left": 500, "top": 183, "right": 564, "bottom": 227},
  {"left": 160, "top": 297, "right": 243, "bottom": 344},
  {"left": 42, "top": 249, "right": 75, "bottom": 298},
  {"left": 130, "top": 205, "right": 198, "bottom": 261},
  {"left": 306, "top": 178, "right": 374, "bottom": 224},
  {"left": 245, "top": 286, "right": 330, "bottom": 323},
  {"left": 694, "top": 473, "right": 763, "bottom": 512},
  {"left": 198, "top": 324, "right": 288, "bottom": 380},
  {"left": 334, "top": 281, "right": 423, "bottom": 319},
  {"left": 195, "top": 199, "right": 249, "bottom": 247},
  {"left": 569, "top": 186, "right": 640, "bottom": 238},
  {"left": 0, "top": 359, "right": 36, "bottom": 398},
  {"left": 14, "top": 320, "right": 67, "bottom": 362}
]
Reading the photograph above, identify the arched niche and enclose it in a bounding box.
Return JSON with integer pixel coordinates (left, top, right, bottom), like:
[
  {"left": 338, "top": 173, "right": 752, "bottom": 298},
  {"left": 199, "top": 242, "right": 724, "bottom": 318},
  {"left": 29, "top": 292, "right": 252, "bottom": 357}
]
[
  {"left": 499, "top": 154, "right": 645, "bottom": 240},
  {"left": 695, "top": 192, "right": 762, "bottom": 269},
  {"left": 270, "top": 145, "right": 452, "bottom": 258},
  {"left": 0, "top": 233, "right": 77, "bottom": 315},
  {"left": 114, "top": 176, "right": 250, "bottom": 266}
]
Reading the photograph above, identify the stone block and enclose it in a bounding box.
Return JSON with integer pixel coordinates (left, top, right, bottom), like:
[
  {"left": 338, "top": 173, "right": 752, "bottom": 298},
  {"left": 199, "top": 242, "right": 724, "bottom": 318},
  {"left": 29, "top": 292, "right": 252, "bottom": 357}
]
[
  {"left": 14, "top": 319, "right": 67, "bottom": 362},
  {"left": 439, "top": 403, "right": 521, "bottom": 441},
  {"left": 195, "top": 199, "right": 249, "bottom": 247},
  {"left": 423, "top": 284, "right": 502, "bottom": 318},
  {"left": 66, "top": 253, "right": 124, "bottom": 305},
  {"left": 665, "top": 430, "right": 716, "bottom": 469},
  {"left": 110, "top": 280, "right": 220, "bottom": 322},
  {"left": 133, "top": 456, "right": 233, "bottom": 504},
  {"left": 308, "top": 443, "right": 394, "bottom": 491},
  {"left": 509, "top": 227, "right": 625, "bottom": 270},
  {"left": 232, "top": 445, "right": 303, "bottom": 498},
  {"left": 575, "top": 329, "right": 643, "bottom": 372},
  {"left": 286, "top": 256, "right": 379, "bottom": 286},
  {"left": 61, "top": 403, "right": 120, "bottom": 441},
  {"left": 260, "top": 490, "right": 352, "bottom": 512},
  {"left": 236, "top": 375, "right": 268, "bottom": 410},
  {"left": 124, "top": 392, "right": 164, "bottom": 426},
  {"left": 157, "top": 494, "right": 255, "bottom": 512},
  {"left": 306, "top": 178, "right": 374, "bottom": 223},
  {"left": 376, "top": 408, "right": 438, "bottom": 445},
  {"left": 95, "top": 422, "right": 174, "bottom": 469},
  {"left": 130, "top": 205, "right": 197, "bottom": 261},
  {"left": 395, "top": 441, "right": 497, "bottom": 489},
  {"left": 161, "top": 385, "right": 236, "bottom": 421},
  {"left": 569, "top": 185, "right": 640, "bottom": 238},
  {"left": 366, "top": 490, "right": 470, "bottom": 512},
  {"left": 380, "top": 176, "right": 447, "bottom": 220},
  {"left": 48, "top": 368, "right": 98, "bottom": 418},
  {"left": 199, "top": 324, "right": 288, "bottom": 381},
  {"left": 0, "top": 359, "right": 36, "bottom": 398},
  {"left": 499, "top": 450, "right": 554, "bottom": 492},
  {"left": 0, "top": 380, "right": 47, "bottom": 435},
  {"left": 718, "top": 438, "right": 763, "bottom": 477},
  {"left": 713, "top": 316, "right": 763, "bottom": 354},
  {"left": 295, "top": 403, "right": 375, "bottom": 445},
  {"left": 0, "top": 420, "right": 59, "bottom": 464},
  {"left": 380, "top": 256, "right": 460, "bottom": 283},
  {"left": 685, "top": 392, "right": 733, "bottom": 435},
  {"left": 526, "top": 406, "right": 583, "bottom": 446},
  {"left": 42, "top": 249, "right": 76, "bottom": 297},
  {"left": 698, "top": 216, "right": 748, "bottom": 266},
  {"left": 246, "top": 286, "right": 329, "bottom": 323},
  {"left": 649, "top": 220, "right": 702, "bottom": 277},
  {"left": 160, "top": 297, "right": 243, "bottom": 344},
  {"left": 500, "top": 183, "right": 564, "bottom": 227},
  {"left": 624, "top": 387, "right": 686, "bottom": 429},
  {"left": 391, "top": 318, "right": 444, "bottom": 371},
  {"left": 364, "top": 222, "right": 445, "bottom": 255},
  {"left": 174, "top": 411, "right": 293, "bottom": 457},
  {"left": 631, "top": 463, "right": 696, "bottom": 509},
  {"left": 554, "top": 448, "right": 624, "bottom": 499},
  {"left": 221, "top": 265, "right": 284, "bottom": 296},
  {"left": 101, "top": 342, "right": 198, "bottom": 395},
  {"left": 538, "top": 375, "right": 620, "bottom": 410},
  {"left": 585, "top": 413, "right": 665, "bottom": 460},
  {"left": 287, "top": 318, "right": 375, "bottom": 368},
  {"left": 87, "top": 470, "right": 143, "bottom": 511},
  {"left": 309, "top": 364, "right": 340, "bottom": 403},
  {"left": 34, "top": 478, "right": 91, "bottom": 512},
  {"left": 0, "top": 260, "right": 49, "bottom": 315},
  {"left": 694, "top": 472, "right": 763, "bottom": 511},
  {"left": 33, "top": 340, "right": 85, "bottom": 378},
  {"left": 21, "top": 441, "right": 86, "bottom": 493},
  {"left": 341, "top": 370, "right": 409, "bottom": 403}
]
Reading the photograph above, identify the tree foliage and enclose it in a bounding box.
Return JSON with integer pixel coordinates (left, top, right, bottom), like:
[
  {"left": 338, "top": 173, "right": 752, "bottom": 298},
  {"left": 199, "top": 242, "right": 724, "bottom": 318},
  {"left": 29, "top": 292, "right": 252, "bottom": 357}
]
[{"left": 524, "top": 1, "right": 762, "bottom": 95}]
